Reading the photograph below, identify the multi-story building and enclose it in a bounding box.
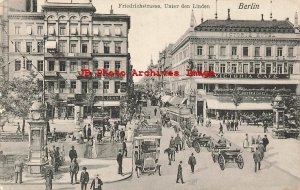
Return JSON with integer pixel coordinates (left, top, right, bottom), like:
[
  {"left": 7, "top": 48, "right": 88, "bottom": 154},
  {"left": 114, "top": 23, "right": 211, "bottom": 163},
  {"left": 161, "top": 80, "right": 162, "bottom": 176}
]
[
  {"left": 7, "top": 1, "right": 130, "bottom": 118},
  {"left": 169, "top": 10, "right": 300, "bottom": 119},
  {"left": 157, "top": 44, "right": 173, "bottom": 94}
]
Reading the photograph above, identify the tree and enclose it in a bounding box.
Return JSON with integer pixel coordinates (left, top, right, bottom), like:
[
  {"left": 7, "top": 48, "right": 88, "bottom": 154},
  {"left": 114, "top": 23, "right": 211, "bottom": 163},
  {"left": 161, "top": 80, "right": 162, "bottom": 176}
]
[
  {"left": 0, "top": 72, "right": 42, "bottom": 135},
  {"left": 84, "top": 87, "right": 96, "bottom": 120},
  {"left": 232, "top": 88, "right": 243, "bottom": 120}
]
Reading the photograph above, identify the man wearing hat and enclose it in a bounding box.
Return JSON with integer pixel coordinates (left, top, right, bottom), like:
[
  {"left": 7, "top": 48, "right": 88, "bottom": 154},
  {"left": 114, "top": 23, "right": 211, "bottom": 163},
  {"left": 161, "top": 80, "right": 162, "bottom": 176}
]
[
  {"left": 188, "top": 153, "right": 197, "bottom": 173},
  {"left": 176, "top": 161, "right": 184, "bottom": 184},
  {"left": 116, "top": 149, "right": 123, "bottom": 175},
  {"left": 257, "top": 141, "right": 265, "bottom": 160},
  {"left": 253, "top": 147, "right": 262, "bottom": 172},
  {"left": 90, "top": 174, "right": 103, "bottom": 190},
  {"left": 69, "top": 145, "right": 78, "bottom": 162},
  {"left": 80, "top": 167, "right": 89, "bottom": 190},
  {"left": 70, "top": 158, "right": 79, "bottom": 184},
  {"left": 14, "top": 157, "right": 23, "bottom": 183}
]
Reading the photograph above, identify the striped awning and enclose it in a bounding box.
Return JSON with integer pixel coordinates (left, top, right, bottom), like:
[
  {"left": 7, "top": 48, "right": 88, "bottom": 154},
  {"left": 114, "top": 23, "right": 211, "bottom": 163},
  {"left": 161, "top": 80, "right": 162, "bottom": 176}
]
[{"left": 206, "top": 99, "right": 273, "bottom": 110}]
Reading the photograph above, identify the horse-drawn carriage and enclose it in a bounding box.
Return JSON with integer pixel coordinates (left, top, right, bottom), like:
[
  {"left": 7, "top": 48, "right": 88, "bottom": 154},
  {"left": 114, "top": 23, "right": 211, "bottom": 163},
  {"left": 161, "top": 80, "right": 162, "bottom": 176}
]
[{"left": 134, "top": 123, "right": 162, "bottom": 178}]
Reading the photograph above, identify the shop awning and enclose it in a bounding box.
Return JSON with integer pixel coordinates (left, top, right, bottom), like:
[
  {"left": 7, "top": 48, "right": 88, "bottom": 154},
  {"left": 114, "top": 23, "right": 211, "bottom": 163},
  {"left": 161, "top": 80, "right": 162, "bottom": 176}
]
[
  {"left": 206, "top": 99, "right": 272, "bottom": 110},
  {"left": 181, "top": 98, "right": 187, "bottom": 105},
  {"left": 45, "top": 41, "right": 57, "bottom": 50},
  {"left": 161, "top": 95, "right": 172, "bottom": 103},
  {"left": 169, "top": 96, "right": 184, "bottom": 106},
  {"left": 58, "top": 73, "right": 77, "bottom": 80},
  {"left": 94, "top": 101, "right": 120, "bottom": 107},
  {"left": 195, "top": 78, "right": 299, "bottom": 85}
]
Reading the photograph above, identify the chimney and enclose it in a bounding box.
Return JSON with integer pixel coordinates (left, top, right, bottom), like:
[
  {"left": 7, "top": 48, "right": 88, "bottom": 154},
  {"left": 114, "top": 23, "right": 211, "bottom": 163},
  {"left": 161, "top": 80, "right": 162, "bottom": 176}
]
[
  {"left": 286, "top": 17, "right": 289, "bottom": 21},
  {"left": 110, "top": 5, "right": 113, "bottom": 14},
  {"left": 261, "top": 14, "right": 264, "bottom": 21},
  {"left": 201, "top": 18, "right": 204, "bottom": 23},
  {"left": 227, "top": 9, "right": 231, "bottom": 20},
  {"left": 295, "top": 12, "right": 299, "bottom": 28}
]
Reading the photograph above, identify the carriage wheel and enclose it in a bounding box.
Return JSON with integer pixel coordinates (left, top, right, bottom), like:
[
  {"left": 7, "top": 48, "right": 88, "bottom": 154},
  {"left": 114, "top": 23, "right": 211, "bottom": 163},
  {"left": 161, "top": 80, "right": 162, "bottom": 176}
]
[
  {"left": 194, "top": 142, "right": 201, "bottom": 153},
  {"left": 207, "top": 141, "right": 213, "bottom": 152},
  {"left": 236, "top": 154, "right": 244, "bottom": 169},
  {"left": 212, "top": 153, "right": 216, "bottom": 163},
  {"left": 218, "top": 155, "right": 225, "bottom": 170},
  {"left": 186, "top": 139, "right": 192, "bottom": 148}
]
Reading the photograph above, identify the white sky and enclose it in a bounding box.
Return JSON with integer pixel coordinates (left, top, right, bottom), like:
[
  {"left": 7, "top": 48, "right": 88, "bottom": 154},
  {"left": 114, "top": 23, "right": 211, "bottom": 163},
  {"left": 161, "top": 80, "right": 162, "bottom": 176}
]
[{"left": 35, "top": 0, "right": 300, "bottom": 81}]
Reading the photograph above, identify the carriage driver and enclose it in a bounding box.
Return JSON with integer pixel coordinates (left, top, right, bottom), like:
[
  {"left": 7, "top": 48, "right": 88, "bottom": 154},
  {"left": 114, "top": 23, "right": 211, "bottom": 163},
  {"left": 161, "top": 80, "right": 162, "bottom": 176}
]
[
  {"left": 191, "top": 126, "right": 198, "bottom": 137},
  {"left": 217, "top": 134, "right": 227, "bottom": 147}
]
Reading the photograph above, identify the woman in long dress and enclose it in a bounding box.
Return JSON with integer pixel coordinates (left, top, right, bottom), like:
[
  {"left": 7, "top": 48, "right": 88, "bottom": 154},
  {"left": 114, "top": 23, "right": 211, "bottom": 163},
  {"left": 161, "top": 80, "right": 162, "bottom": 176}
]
[
  {"left": 92, "top": 137, "right": 98, "bottom": 159},
  {"left": 243, "top": 133, "right": 249, "bottom": 148}
]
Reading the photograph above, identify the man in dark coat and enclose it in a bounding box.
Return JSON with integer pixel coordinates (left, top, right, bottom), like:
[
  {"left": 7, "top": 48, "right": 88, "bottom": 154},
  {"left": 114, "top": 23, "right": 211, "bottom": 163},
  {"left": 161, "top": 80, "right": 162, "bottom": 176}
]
[
  {"left": 176, "top": 161, "right": 184, "bottom": 184},
  {"left": 234, "top": 120, "right": 239, "bottom": 131},
  {"left": 90, "top": 174, "right": 103, "bottom": 190},
  {"left": 262, "top": 135, "right": 269, "bottom": 152},
  {"left": 253, "top": 147, "right": 262, "bottom": 172},
  {"left": 117, "top": 150, "right": 123, "bottom": 175},
  {"left": 80, "top": 167, "right": 89, "bottom": 190},
  {"left": 188, "top": 153, "right": 196, "bottom": 173},
  {"left": 257, "top": 141, "right": 265, "bottom": 160},
  {"left": 14, "top": 157, "right": 23, "bottom": 183},
  {"left": 230, "top": 120, "right": 234, "bottom": 131},
  {"left": 70, "top": 158, "right": 79, "bottom": 184},
  {"left": 69, "top": 146, "right": 77, "bottom": 162}
]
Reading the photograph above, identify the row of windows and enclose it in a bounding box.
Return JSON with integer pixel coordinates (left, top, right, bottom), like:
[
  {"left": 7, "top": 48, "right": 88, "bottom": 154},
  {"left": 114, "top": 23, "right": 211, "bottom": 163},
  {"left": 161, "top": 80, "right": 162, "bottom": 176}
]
[
  {"left": 47, "top": 81, "right": 121, "bottom": 93},
  {"left": 14, "top": 41, "right": 123, "bottom": 54},
  {"left": 192, "top": 62, "right": 293, "bottom": 74},
  {"left": 48, "top": 25, "right": 122, "bottom": 37},
  {"left": 14, "top": 60, "right": 122, "bottom": 72},
  {"left": 196, "top": 46, "right": 294, "bottom": 57},
  {"left": 14, "top": 25, "right": 123, "bottom": 37}
]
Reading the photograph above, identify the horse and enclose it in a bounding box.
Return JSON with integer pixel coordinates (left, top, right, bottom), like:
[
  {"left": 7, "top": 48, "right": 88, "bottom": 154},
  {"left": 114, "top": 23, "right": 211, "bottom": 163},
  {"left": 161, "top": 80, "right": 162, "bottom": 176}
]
[{"left": 164, "top": 147, "right": 176, "bottom": 165}]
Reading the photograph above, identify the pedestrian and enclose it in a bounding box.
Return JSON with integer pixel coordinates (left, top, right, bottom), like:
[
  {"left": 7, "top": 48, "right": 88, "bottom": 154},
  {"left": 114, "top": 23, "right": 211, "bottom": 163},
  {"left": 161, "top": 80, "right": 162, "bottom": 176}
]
[
  {"left": 87, "top": 138, "right": 93, "bottom": 159},
  {"left": 83, "top": 125, "right": 87, "bottom": 139},
  {"left": 47, "top": 121, "right": 50, "bottom": 135},
  {"left": 219, "top": 123, "right": 223, "bottom": 134},
  {"left": 69, "top": 145, "right": 77, "bottom": 162},
  {"left": 122, "top": 140, "right": 127, "bottom": 157},
  {"left": 230, "top": 120, "right": 234, "bottom": 131},
  {"left": 70, "top": 158, "right": 79, "bottom": 184},
  {"left": 234, "top": 120, "right": 239, "bottom": 131},
  {"left": 16, "top": 122, "right": 21, "bottom": 134},
  {"left": 225, "top": 120, "right": 230, "bottom": 131},
  {"left": 87, "top": 124, "right": 92, "bottom": 141},
  {"left": 51, "top": 128, "right": 57, "bottom": 142},
  {"left": 90, "top": 174, "right": 103, "bottom": 190},
  {"left": 176, "top": 161, "right": 184, "bottom": 184},
  {"left": 97, "top": 128, "right": 102, "bottom": 143},
  {"left": 45, "top": 166, "right": 53, "bottom": 190},
  {"left": 262, "top": 135, "right": 269, "bottom": 152},
  {"left": 120, "top": 128, "right": 125, "bottom": 142},
  {"left": 256, "top": 135, "right": 261, "bottom": 145},
  {"left": 181, "top": 134, "right": 186, "bottom": 151},
  {"left": 154, "top": 107, "right": 157, "bottom": 116},
  {"left": 14, "top": 157, "right": 23, "bottom": 183},
  {"left": 80, "top": 167, "right": 89, "bottom": 190},
  {"left": 263, "top": 122, "right": 268, "bottom": 133},
  {"left": 251, "top": 136, "right": 255, "bottom": 145},
  {"left": 188, "top": 153, "right": 196, "bottom": 173},
  {"left": 253, "top": 147, "right": 262, "bottom": 172},
  {"left": 117, "top": 149, "right": 123, "bottom": 175},
  {"left": 110, "top": 128, "right": 115, "bottom": 143},
  {"left": 174, "top": 134, "right": 182, "bottom": 152},
  {"left": 197, "top": 115, "right": 200, "bottom": 125},
  {"left": 257, "top": 141, "right": 265, "bottom": 160},
  {"left": 243, "top": 134, "right": 249, "bottom": 148}
]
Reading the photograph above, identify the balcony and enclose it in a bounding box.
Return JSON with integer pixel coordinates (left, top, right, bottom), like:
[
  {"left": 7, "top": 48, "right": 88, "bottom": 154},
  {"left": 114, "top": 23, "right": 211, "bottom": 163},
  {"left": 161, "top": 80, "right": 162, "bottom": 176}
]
[
  {"left": 45, "top": 52, "right": 92, "bottom": 58},
  {"left": 45, "top": 71, "right": 58, "bottom": 77}
]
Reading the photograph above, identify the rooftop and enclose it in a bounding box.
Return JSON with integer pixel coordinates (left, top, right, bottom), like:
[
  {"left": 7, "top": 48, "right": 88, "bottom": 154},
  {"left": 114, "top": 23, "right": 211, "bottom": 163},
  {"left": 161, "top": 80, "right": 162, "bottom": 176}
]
[
  {"left": 41, "top": 2, "right": 96, "bottom": 12},
  {"left": 195, "top": 19, "right": 295, "bottom": 33}
]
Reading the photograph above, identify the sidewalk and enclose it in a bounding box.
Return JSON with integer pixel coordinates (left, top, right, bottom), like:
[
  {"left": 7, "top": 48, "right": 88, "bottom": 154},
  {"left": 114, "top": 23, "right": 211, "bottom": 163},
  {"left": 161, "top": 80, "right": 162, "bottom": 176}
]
[
  {"left": 2, "top": 157, "right": 132, "bottom": 184},
  {"left": 200, "top": 119, "right": 300, "bottom": 179}
]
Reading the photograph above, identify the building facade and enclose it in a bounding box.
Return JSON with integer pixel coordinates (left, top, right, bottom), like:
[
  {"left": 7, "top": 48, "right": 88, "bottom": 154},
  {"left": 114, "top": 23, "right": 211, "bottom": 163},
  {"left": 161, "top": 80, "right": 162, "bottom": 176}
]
[
  {"left": 168, "top": 11, "right": 300, "bottom": 119},
  {"left": 7, "top": 1, "right": 131, "bottom": 118}
]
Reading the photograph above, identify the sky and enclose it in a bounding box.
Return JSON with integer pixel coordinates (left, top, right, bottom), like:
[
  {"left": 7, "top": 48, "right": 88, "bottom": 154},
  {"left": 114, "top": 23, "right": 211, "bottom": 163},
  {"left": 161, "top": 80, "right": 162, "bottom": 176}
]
[{"left": 5, "top": 0, "right": 300, "bottom": 82}]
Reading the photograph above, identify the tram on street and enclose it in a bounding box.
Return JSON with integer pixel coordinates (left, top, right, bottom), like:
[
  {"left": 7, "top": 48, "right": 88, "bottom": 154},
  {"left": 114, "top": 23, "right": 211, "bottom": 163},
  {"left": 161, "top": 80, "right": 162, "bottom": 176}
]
[{"left": 133, "top": 122, "right": 162, "bottom": 177}]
